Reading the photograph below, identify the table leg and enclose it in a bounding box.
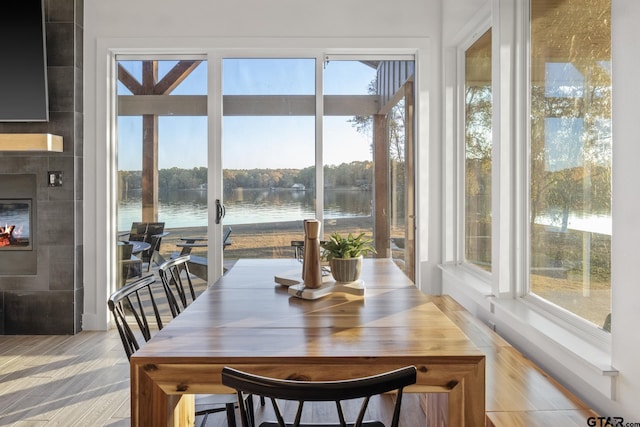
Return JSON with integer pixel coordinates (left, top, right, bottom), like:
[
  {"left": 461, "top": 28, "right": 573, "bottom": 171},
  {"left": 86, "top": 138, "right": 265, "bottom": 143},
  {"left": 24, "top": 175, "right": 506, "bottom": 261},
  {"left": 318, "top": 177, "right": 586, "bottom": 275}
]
[
  {"left": 423, "top": 358, "right": 485, "bottom": 427},
  {"left": 131, "top": 363, "right": 195, "bottom": 426}
]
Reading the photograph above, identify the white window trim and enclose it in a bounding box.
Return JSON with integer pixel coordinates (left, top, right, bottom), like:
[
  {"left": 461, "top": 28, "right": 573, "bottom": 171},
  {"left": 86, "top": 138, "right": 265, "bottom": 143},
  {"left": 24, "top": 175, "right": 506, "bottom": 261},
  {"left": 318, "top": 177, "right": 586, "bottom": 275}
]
[
  {"left": 457, "top": 15, "right": 493, "bottom": 281},
  {"left": 83, "top": 36, "right": 430, "bottom": 332},
  {"left": 443, "top": 0, "right": 616, "bottom": 403}
]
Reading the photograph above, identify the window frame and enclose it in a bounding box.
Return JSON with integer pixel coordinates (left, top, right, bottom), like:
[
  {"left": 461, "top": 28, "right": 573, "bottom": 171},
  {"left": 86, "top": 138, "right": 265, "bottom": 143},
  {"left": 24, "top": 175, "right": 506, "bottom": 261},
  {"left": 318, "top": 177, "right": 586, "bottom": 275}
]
[
  {"left": 451, "top": 0, "right": 611, "bottom": 347},
  {"left": 520, "top": 0, "right": 612, "bottom": 345},
  {"left": 458, "top": 22, "right": 494, "bottom": 279}
]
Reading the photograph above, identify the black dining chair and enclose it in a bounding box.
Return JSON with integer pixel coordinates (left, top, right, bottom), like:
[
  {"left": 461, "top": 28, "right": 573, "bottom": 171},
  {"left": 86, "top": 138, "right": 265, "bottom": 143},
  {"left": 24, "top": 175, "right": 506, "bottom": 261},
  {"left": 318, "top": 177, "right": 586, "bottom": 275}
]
[
  {"left": 157, "top": 255, "right": 198, "bottom": 317},
  {"left": 221, "top": 365, "right": 417, "bottom": 427},
  {"left": 108, "top": 274, "right": 254, "bottom": 427}
]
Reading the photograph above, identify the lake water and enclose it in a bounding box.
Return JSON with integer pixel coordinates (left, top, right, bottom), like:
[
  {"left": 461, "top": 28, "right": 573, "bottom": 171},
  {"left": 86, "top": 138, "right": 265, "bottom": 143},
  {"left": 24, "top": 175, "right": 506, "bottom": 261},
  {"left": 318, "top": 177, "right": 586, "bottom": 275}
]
[{"left": 118, "top": 188, "right": 373, "bottom": 230}]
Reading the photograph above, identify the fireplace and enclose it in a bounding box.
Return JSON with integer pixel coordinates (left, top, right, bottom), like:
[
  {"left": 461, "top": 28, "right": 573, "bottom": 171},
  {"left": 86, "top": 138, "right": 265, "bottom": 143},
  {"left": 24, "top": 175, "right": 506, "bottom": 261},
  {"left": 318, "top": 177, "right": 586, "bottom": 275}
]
[
  {"left": 0, "top": 199, "right": 32, "bottom": 250},
  {"left": 0, "top": 174, "right": 37, "bottom": 276}
]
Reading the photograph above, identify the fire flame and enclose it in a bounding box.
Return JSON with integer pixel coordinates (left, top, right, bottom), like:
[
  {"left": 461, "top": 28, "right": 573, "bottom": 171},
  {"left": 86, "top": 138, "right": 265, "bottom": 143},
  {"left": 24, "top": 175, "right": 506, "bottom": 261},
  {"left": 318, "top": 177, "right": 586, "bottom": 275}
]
[{"left": 0, "top": 223, "right": 21, "bottom": 247}]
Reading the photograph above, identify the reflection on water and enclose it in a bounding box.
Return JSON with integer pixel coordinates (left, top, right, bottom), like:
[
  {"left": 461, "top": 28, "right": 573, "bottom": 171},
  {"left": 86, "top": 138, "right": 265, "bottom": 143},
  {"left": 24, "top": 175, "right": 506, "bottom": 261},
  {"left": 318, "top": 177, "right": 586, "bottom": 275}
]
[
  {"left": 535, "top": 209, "right": 611, "bottom": 235},
  {"left": 118, "top": 188, "right": 372, "bottom": 230}
]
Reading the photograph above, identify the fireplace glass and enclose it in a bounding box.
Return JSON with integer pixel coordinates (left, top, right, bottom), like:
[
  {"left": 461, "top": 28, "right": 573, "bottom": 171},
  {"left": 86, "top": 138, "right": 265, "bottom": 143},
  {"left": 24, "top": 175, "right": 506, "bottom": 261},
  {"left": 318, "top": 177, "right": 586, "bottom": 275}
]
[{"left": 0, "top": 199, "right": 32, "bottom": 250}]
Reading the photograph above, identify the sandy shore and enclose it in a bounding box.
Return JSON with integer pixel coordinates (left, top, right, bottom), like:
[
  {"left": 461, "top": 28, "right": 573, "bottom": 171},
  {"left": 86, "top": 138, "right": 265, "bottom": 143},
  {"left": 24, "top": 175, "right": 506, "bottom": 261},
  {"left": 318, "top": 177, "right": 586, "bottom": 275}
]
[{"left": 161, "top": 217, "right": 376, "bottom": 259}]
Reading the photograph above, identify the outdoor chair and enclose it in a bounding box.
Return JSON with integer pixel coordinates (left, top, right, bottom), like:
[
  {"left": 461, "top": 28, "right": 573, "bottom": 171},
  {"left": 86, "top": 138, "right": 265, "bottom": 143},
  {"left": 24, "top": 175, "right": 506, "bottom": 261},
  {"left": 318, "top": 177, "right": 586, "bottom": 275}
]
[
  {"left": 108, "top": 274, "right": 252, "bottom": 427},
  {"left": 171, "top": 226, "right": 233, "bottom": 281},
  {"left": 221, "top": 365, "right": 417, "bottom": 427},
  {"left": 116, "top": 241, "right": 142, "bottom": 287},
  {"left": 122, "top": 221, "right": 170, "bottom": 271}
]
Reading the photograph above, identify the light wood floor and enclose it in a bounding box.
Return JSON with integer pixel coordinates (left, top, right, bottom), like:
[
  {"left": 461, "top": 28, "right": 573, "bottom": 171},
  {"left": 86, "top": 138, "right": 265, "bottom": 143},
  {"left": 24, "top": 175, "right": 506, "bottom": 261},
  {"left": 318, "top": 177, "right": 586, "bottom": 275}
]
[
  {"left": 0, "top": 267, "right": 424, "bottom": 426},
  {"left": 0, "top": 329, "right": 424, "bottom": 426}
]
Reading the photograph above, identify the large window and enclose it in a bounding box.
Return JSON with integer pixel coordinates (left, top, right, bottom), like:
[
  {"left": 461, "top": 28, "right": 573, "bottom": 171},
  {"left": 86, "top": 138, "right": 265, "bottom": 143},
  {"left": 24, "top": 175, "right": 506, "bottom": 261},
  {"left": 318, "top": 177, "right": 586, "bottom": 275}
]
[
  {"left": 464, "top": 29, "right": 492, "bottom": 271},
  {"left": 529, "top": 0, "right": 611, "bottom": 330},
  {"left": 112, "top": 54, "right": 416, "bottom": 285}
]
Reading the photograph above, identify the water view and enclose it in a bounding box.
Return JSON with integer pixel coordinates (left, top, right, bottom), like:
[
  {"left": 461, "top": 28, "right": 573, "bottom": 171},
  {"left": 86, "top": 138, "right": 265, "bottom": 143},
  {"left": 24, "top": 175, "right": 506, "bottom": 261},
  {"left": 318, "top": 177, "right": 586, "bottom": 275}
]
[{"left": 118, "top": 188, "right": 373, "bottom": 231}]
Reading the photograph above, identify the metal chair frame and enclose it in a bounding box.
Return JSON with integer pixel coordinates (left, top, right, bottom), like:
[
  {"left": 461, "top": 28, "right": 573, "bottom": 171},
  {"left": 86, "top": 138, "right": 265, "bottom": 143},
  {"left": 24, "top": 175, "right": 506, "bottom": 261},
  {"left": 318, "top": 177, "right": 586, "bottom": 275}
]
[
  {"left": 158, "top": 255, "right": 198, "bottom": 317},
  {"left": 108, "top": 274, "right": 253, "bottom": 427}
]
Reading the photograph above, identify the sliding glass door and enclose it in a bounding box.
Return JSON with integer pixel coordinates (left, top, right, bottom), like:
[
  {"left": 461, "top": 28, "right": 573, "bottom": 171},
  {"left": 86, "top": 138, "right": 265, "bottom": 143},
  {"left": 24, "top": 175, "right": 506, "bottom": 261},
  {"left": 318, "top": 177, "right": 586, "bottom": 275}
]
[
  {"left": 220, "top": 56, "right": 415, "bottom": 282},
  {"left": 112, "top": 53, "right": 416, "bottom": 286},
  {"left": 221, "top": 58, "right": 316, "bottom": 267}
]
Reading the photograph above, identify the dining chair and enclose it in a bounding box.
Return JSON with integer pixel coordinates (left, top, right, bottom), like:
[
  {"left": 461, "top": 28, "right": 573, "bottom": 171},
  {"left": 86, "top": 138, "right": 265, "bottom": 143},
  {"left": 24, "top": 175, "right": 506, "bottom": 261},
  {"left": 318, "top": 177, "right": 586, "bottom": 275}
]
[
  {"left": 158, "top": 255, "right": 198, "bottom": 317},
  {"left": 108, "top": 274, "right": 253, "bottom": 427},
  {"left": 108, "top": 274, "right": 165, "bottom": 358},
  {"left": 221, "top": 365, "right": 417, "bottom": 427}
]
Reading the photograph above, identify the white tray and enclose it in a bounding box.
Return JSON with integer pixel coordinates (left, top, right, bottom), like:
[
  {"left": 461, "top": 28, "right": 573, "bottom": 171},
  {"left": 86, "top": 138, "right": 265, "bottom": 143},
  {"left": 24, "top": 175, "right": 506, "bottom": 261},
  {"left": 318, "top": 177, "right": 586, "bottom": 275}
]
[{"left": 287, "top": 280, "right": 365, "bottom": 300}]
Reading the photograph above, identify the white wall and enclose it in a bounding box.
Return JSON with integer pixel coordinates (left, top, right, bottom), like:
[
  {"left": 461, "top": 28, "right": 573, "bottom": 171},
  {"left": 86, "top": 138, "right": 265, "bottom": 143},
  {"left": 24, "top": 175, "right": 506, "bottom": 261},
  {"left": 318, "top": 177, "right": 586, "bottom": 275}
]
[
  {"left": 610, "top": 0, "right": 640, "bottom": 420},
  {"left": 83, "top": 0, "right": 442, "bottom": 328}
]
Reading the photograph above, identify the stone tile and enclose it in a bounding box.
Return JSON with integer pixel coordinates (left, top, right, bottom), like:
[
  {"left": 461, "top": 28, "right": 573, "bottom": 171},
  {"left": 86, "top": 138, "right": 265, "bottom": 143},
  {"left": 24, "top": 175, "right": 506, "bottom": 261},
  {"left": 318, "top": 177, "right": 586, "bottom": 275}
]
[
  {"left": 0, "top": 0, "right": 83, "bottom": 336},
  {"left": 47, "top": 66, "right": 75, "bottom": 113},
  {"left": 75, "top": 157, "right": 83, "bottom": 198},
  {"left": 0, "top": 157, "right": 47, "bottom": 175},
  {"left": 74, "top": 112, "right": 83, "bottom": 156},
  {"left": 76, "top": 24, "right": 83, "bottom": 70},
  {"left": 37, "top": 200, "right": 75, "bottom": 246},
  {"left": 46, "top": 23, "right": 75, "bottom": 67},
  {"left": 76, "top": 0, "right": 84, "bottom": 27},
  {"left": 74, "top": 287, "right": 83, "bottom": 332},
  {"left": 47, "top": 0, "right": 75, "bottom": 22},
  {"left": 0, "top": 121, "right": 50, "bottom": 134},
  {"left": 75, "top": 66, "right": 83, "bottom": 113},
  {"left": 75, "top": 241, "right": 84, "bottom": 288},
  {"left": 49, "top": 246, "right": 75, "bottom": 291},
  {"left": 4, "top": 290, "right": 75, "bottom": 334},
  {"left": 47, "top": 111, "right": 75, "bottom": 152}
]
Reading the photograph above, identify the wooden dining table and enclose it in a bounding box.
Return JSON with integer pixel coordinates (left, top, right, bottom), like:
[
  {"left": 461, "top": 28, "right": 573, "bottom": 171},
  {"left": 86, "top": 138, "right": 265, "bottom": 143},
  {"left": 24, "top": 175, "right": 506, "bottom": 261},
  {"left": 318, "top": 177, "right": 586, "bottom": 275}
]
[{"left": 129, "top": 258, "right": 486, "bottom": 426}]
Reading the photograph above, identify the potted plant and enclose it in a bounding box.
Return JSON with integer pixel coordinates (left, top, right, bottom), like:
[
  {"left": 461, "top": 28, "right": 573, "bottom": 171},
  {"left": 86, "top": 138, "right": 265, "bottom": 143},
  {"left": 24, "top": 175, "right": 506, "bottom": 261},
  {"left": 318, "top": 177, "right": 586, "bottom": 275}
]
[{"left": 321, "top": 232, "right": 376, "bottom": 283}]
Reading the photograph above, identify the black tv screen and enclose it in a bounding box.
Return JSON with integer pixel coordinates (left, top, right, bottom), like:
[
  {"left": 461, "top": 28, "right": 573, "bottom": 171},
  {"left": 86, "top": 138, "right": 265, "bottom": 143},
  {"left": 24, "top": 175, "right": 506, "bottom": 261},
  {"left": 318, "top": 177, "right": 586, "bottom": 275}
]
[{"left": 0, "top": 0, "right": 49, "bottom": 122}]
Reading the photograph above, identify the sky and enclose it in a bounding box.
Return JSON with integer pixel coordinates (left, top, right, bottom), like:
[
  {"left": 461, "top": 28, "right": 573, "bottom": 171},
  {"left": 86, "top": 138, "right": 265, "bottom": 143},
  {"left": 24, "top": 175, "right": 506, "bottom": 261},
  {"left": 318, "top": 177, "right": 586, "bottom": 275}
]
[{"left": 117, "top": 59, "right": 376, "bottom": 171}]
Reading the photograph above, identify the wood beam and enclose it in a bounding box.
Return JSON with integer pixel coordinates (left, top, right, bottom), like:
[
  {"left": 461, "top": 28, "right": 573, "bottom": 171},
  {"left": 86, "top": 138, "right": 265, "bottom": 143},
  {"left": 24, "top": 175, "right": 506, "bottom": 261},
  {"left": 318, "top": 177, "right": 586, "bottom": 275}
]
[
  {"left": 142, "top": 61, "right": 158, "bottom": 94},
  {"left": 404, "top": 81, "right": 416, "bottom": 281},
  {"left": 117, "top": 64, "right": 143, "bottom": 95},
  {"left": 141, "top": 114, "right": 159, "bottom": 222},
  {"left": 118, "top": 94, "right": 379, "bottom": 117},
  {"left": 154, "top": 61, "right": 202, "bottom": 95},
  {"left": 373, "top": 114, "right": 390, "bottom": 257},
  {"left": 140, "top": 61, "right": 159, "bottom": 222}
]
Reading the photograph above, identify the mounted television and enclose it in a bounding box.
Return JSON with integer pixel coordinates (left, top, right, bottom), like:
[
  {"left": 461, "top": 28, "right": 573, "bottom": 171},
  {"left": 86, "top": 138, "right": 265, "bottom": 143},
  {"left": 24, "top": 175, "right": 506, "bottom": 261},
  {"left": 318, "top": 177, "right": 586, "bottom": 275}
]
[{"left": 0, "top": 0, "right": 49, "bottom": 122}]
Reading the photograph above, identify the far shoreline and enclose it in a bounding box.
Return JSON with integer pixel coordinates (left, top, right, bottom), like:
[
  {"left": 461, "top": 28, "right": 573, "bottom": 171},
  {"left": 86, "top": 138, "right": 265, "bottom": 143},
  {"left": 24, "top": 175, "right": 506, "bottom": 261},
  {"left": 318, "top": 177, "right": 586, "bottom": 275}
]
[{"left": 160, "top": 216, "right": 377, "bottom": 259}]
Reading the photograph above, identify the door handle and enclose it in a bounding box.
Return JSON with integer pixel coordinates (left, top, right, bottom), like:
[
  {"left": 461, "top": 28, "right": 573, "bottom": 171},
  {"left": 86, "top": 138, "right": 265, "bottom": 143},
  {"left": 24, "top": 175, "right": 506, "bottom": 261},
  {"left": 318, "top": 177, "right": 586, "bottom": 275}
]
[{"left": 215, "top": 199, "right": 226, "bottom": 224}]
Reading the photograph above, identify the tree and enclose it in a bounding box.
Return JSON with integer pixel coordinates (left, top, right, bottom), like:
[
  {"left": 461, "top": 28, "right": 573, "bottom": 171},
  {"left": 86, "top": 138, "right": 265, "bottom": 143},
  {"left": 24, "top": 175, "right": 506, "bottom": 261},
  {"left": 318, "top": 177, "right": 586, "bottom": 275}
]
[{"left": 348, "top": 78, "right": 406, "bottom": 163}]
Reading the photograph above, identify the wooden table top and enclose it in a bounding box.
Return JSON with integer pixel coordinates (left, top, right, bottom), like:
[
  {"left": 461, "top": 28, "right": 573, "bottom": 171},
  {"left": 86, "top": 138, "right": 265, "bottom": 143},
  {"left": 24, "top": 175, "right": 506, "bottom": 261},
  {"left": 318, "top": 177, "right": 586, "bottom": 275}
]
[
  {"left": 130, "top": 258, "right": 486, "bottom": 426},
  {"left": 133, "top": 258, "right": 483, "bottom": 362}
]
